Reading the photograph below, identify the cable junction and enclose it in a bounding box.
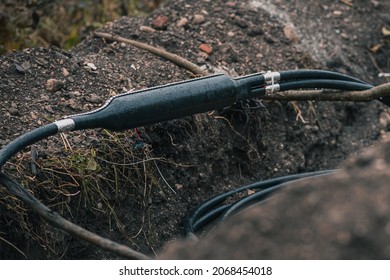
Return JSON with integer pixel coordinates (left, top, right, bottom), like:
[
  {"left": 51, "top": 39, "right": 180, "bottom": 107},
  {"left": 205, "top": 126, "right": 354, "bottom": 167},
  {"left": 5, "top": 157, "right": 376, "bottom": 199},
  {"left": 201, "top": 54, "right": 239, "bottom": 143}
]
[{"left": 0, "top": 69, "right": 388, "bottom": 255}]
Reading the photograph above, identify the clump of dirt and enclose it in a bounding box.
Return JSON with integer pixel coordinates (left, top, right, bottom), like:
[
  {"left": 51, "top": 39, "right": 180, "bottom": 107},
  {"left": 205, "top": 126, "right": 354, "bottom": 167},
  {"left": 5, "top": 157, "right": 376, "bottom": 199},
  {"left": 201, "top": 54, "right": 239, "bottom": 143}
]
[
  {"left": 0, "top": 0, "right": 389, "bottom": 259},
  {"left": 161, "top": 137, "right": 390, "bottom": 259}
]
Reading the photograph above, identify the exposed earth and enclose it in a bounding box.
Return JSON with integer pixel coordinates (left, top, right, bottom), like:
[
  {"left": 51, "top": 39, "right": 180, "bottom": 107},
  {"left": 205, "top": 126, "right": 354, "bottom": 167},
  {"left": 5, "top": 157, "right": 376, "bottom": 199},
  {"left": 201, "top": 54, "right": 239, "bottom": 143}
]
[{"left": 1, "top": 0, "right": 390, "bottom": 259}]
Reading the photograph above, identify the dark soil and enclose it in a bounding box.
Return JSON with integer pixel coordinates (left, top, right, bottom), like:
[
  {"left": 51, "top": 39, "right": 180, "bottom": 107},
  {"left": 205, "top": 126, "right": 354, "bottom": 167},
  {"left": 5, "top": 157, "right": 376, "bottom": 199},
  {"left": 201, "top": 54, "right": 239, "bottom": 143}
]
[{"left": 1, "top": 0, "right": 390, "bottom": 259}]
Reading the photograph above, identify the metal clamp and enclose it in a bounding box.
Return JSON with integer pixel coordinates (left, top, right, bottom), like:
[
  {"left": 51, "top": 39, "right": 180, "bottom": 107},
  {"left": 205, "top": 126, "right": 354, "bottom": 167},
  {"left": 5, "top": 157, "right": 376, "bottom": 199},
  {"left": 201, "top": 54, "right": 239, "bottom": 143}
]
[{"left": 263, "top": 71, "right": 281, "bottom": 94}]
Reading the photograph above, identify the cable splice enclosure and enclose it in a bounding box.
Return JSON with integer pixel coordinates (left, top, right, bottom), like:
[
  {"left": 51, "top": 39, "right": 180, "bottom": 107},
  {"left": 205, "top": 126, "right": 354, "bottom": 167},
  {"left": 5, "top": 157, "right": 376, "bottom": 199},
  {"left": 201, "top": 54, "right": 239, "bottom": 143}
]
[{"left": 69, "top": 73, "right": 265, "bottom": 131}]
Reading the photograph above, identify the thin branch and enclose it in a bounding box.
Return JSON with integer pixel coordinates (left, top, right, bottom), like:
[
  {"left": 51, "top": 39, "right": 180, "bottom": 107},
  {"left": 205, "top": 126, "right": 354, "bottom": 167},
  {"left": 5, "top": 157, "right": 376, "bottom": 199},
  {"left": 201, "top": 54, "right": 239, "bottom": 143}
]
[
  {"left": 261, "top": 82, "right": 390, "bottom": 102},
  {"left": 94, "top": 31, "right": 208, "bottom": 76},
  {"left": 0, "top": 172, "right": 150, "bottom": 260}
]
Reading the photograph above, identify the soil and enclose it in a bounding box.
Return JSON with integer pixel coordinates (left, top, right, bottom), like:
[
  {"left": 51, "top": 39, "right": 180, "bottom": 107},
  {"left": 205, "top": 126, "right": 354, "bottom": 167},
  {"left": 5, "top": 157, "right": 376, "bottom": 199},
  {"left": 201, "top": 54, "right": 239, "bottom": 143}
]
[{"left": 1, "top": 0, "right": 390, "bottom": 259}]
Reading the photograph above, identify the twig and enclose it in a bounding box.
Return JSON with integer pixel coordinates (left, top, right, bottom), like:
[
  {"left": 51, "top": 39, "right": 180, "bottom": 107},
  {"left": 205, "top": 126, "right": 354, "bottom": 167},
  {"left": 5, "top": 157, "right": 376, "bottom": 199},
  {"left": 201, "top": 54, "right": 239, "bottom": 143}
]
[
  {"left": 261, "top": 82, "right": 390, "bottom": 102},
  {"left": 94, "top": 31, "right": 208, "bottom": 76},
  {"left": 0, "top": 171, "right": 150, "bottom": 260},
  {"left": 339, "top": 0, "right": 353, "bottom": 7}
]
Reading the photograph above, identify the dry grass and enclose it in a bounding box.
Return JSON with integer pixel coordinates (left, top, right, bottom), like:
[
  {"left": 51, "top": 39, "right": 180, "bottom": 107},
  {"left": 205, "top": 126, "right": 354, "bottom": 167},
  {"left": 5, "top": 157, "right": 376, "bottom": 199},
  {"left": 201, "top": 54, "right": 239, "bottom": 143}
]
[{"left": 0, "top": 128, "right": 176, "bottom": 258}]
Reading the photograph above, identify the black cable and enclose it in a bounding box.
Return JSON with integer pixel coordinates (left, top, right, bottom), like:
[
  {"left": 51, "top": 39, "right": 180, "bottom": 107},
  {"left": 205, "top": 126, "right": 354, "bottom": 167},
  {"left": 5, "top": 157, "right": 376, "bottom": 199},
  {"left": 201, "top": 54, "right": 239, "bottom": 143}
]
[
  {"left": 279, "top": 79, "right": 372, "bottom": 92},
  {"left": 0, "top": 123, "right": 58, "bottom": 168},
  {"left": 279, "top": 69, "right": 369, "bottom": 85},
  {"left": 186, "top": 170, "right": 334, "bottom": 234},
  {"left": 220, "top": 171, "right": 333, "bottom": 221}
]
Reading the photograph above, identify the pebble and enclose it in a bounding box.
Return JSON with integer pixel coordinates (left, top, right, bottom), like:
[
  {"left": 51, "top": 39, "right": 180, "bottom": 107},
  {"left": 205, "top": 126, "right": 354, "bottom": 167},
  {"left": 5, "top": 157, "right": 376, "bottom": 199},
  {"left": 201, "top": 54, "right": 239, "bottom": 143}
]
[
  {"left": 152, "top": 15, "right": 169, "bottom": 30},
  {"left": 283, "top": 24, "right": 300, "bottom": 42},
  {"left": 45, "top": 105, "right": 55, "bottom": 114},
  {"left": 226, "top": 2, "right": 237, "bottom": 7},
  {"left": 8, "top": 108, "right": 20, "bottom": 116},
  {"left": 15, "top": 64, "right": 26, "bottom": 74},
  {"left": 140, "top": 25, "right": 156, "bottom": 33},
  {"left": 86, "top": 94, "right": 103, "bottom": 104},
  {"left": 333, "top": 10, "right": 343, "bottom": 16},
  {"left": 22, "top": 61, "right": 31, "bottom": 70},
  {"left": 67, "top": 91, "right": 82, "bottom": 98},
  {"left": 193, "top": 14, "right": 205, "bottom": 24},
  {"left": 46, "top": 78, "right": 64, "bottom": 92},
  {"left": 177, "top": 17, "right": 189, "bottom": 27},
  {"left": 199, "top": 43, "right": 213, "bottom": 54},
  {"left": 379, "top": 112, "right": 390, "bottom": 128},
  {"left": 62, "top": 67, "right": 70, "bottom": 76},
  {"left": 86, "top": 62, "right": 97, "bottom": 71}
]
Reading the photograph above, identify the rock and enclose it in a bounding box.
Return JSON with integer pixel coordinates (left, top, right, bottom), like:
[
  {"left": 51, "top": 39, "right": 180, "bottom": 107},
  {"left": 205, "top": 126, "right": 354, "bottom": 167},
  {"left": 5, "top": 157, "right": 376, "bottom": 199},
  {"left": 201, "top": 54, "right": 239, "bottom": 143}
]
[
  {"left": 15, "top": 64, "right": 26, "bottom": 74},
  {"left": 44, "top": 105, "right": 54, "bottom": 114},
  {"left": 8, "top": 108, "right": 20, "bottom": 116},
  {"left": 46, "top": 78, "right": 64, "bottom": 92},
  {"left": 15, "top": 61, "right": 31, "bottom": 74},
  {"left": 226, "top": 2, "right": 237, "bottom": 7},
  {"left": 85, "top": 94, "right": 103, "bottom": 104},
  {"left": 379, "top": 112, "right": 390, "bottom": 128},
  {"left": 177, "top": 17, "right": 189, "bottom": 27},
  {"left": 199, "top": 43, "right": 213, "bottom": 55},
  {"left": 227, "top": 31, "right": 235, "bottom": 37},
  {"left": 140, "top": 25, "right": 156, "bottom": 33},
  {"left": 193, "top": 14, "right": 205, "bottom": 24},
  {"left": 62, "top": 67, "right": 70, "bottom": 76},
  {"left": 333, "top": 10, "right": 342, "bottom": 16},
  {"left": 152, "top": 15, "right": 169, "bottom": 30},
  {"left": 86, "top": 63, "right": 97, "bottom": 71},
  {"left": 283, "top": 24, "right": 300, "bottom": 42}
]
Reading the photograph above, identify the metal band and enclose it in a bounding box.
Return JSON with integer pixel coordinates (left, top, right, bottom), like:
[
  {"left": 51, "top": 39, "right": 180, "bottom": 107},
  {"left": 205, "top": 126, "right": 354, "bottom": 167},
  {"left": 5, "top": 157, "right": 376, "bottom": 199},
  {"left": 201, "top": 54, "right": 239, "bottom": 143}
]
[
  {"left": 54, "top": 118, "right": 75, "bottom": 132},
  {"left": 263, "top": 71, "right": 281, "bottom": 84},
  {"left": 265, "top": 84, "right": 280, "bottom": 94}
]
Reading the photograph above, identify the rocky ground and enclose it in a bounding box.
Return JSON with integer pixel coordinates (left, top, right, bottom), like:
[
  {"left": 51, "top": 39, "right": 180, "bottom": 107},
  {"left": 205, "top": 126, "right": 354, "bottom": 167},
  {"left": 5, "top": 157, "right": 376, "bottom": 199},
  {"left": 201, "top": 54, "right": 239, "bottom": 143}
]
[{"left": 0, "top": 0, "right": 390, "bottom": 259}]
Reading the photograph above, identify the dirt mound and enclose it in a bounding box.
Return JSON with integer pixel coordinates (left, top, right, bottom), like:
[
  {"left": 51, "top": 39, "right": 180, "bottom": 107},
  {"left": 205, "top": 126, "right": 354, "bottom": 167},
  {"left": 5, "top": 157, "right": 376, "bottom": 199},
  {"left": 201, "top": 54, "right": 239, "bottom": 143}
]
[
  {"left": 161, "top": 137, "right": 390, "bottom": 259},
  {"left": 1, "top": 0, "right": 389, "bottom": 259}
]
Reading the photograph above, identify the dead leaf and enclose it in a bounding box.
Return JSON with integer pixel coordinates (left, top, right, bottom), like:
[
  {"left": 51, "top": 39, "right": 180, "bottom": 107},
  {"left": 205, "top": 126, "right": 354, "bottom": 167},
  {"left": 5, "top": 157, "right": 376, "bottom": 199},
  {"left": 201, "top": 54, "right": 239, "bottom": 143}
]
[
  {"left": 369, "top": 44, "right": 382, "bottom": 53},
  {"left": 382, "top": 26, "right": 390, "bottom": 37}
]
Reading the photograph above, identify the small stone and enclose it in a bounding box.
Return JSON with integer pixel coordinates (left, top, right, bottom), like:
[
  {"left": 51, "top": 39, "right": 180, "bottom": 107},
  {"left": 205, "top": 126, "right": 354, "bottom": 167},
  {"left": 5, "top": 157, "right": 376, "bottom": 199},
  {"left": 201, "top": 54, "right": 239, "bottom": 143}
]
[
  {"left": 8, "top": 108, "right": 20, "bottom": 116},
  {"left": 283, "top": 24, "right": 300, "bottom": 42},
  {"left": 199, "top": 43, "right": 213, "bottom": 55},
  {"left": 120, "top": 42, "right": 126, "bottom": 48},
  {"left": 175, "top": 183, "right": 183, "bottom": 190},
  {"left": 15, "top": 64, "right": 26, "bottom": 74},
  {"left": 333, "top": 10, "right": 342, "bottom": 16},
  {"left": 62, "top": 67, "right": 69, "bottom": 76},
  {"left": 379, "top": 112, "right": 390, "bottom": 128},
  {"left": 21, "top": 61, "right": 31, "bottom": 70},
  {"left": 86, "top": 94, "right": 103, "bottom": 104},
  {"left": 193, "top": 14, "right": 205, "bottom": 24},
  {"left": 197, "top": 51, "right": 209, "bottom": 59},
  {"left": 45, "top": 105, "right": 55, "bottom": 114},
  {"left": 86, "top": 63, "right": 97, "bottom": 71},
  {"left": 227, "top": 31, "right": 235, "bottom": 37},
  {"left": 226, "top": 2, "right": 237, "bottom": 7},
  {"left": 46, "top": 78, "right": 64, "bottom": 92},
  {"left": 177, "top": 17, "right": 189, "bottom": 27},
  {"left": 140, "top": 25, "right": 156, "bottom": 33},
  {"left": 152, "top": 15, "right": 169, "bottom": 30}
]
